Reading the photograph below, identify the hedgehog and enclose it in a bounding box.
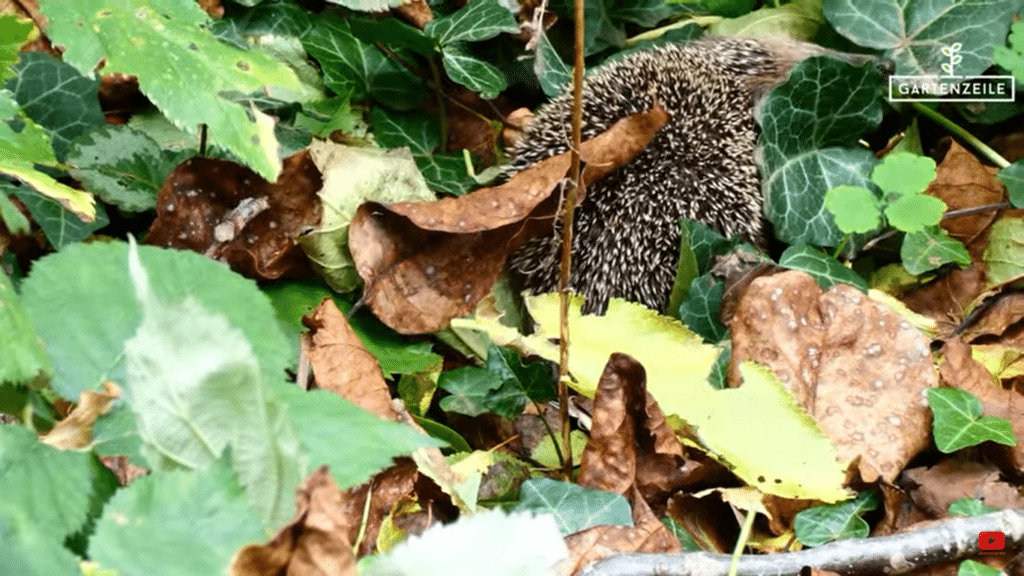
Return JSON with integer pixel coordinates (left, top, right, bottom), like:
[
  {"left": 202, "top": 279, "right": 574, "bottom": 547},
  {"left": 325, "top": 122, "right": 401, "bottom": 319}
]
[{"left": 506, "top": 36, "right": 841, "bottom": 315}]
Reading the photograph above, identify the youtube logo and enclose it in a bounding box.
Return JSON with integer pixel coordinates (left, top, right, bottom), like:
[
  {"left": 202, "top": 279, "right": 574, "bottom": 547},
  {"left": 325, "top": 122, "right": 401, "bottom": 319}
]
[{"left": 978, "top": 531, "right": 1005, "bottom": 551}]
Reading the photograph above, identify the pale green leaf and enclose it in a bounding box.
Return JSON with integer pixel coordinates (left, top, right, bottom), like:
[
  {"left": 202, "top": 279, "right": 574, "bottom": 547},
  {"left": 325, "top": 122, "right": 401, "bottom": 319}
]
[{"left": 0, "top": 270, "right": 52, "bottom": 385}]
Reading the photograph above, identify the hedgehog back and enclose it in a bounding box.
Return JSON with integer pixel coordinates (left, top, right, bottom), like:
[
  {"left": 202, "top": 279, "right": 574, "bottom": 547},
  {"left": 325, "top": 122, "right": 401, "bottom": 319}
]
[{"left": 507, "top": 37, "right": 784, "bottom": 315}]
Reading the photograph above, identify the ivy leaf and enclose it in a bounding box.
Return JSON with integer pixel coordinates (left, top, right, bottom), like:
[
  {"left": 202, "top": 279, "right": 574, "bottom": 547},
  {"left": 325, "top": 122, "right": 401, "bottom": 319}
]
[
  {"left": 512, "top": 478, "right": 632, "bottom": 535},
  {"left": 778, "top": 245, "right": 868, "bottom": 292},
  {"left": 958, "top": 559, "right": 1003, "bottom": 576},
  {"left": 349, "top": 16, "right": 434, "bottom": 56},
  {"left": 424, "top": 0, "right": 518, "bottom": 45},
  {"left": 824, "top": 0, "right": 1015, "bottom": 77},
  {"left": 12, "top": 187, "right": 109, "bottom": 249},
  {"left": 997, "top": 160, "right": 1024, "bottom": 208},
  {"left": 759, "top": 57, "right": 883, "bottom": 246},
  {"left": 441, "top": 44, "right": 508, "bottom": 99},
  {"left": 926, "top": 388, "right": 1016, "bottom": 453},
  {"left": 679, "top": 275, "right": 727, "bottom": 343},
  {"left": 901, "top": 227, "right": 971, "bottom": 276},
  {"left": 794, "top": 490, "right": 880, "bottom": 547},
  {"left": 302, "top": 15, "right": 424, "bottom": 109},
  {"left": 983, "top": 218, "right": 1024, "bottom": 287},
  {"left": 67, "top": 125, "right": 187, "bottom": 212},
  {"left": 947, "top": 498, "right": 999, "bottom": 517},
  {"left": 42, "top": 0, "right": 309, "bottom": 181},
  {"left": 371, "top": 108, "right": 473, "bottom": 195},
  {"left": 8, "top": 52, "right": 106, "bottom": 161},
  {"left": 534, "top": 32, "right": 571, "bottom": 98}
]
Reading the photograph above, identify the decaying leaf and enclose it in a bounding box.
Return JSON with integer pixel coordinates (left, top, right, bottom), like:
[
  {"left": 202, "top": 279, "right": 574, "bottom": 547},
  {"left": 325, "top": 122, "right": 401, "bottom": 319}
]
[
  {"left": 939, "top": 338, "right": 1024, "bottom": 474},
  {"left": 902, "top": 459, "right": 1024, "bottom": 518},
  {"left": 301, "top": 298, "right": 396, "bottom": 420},
  {"left": 730, "top": 271, "right": 937, "bottom": 483},
  {"left": 577, "top": 353, "right": 691, "bottom": 506},
  {"left": 147, "top": 152, "right": 322, "bottom": 280},
  {"left": 233, "top": 467, "right": 357, "bottom": 576},
  {"left": 41, "top": 381, "right": 120, "bottom": 450},
  {"left": 349, "top": 104, "right": 669, "bottom": 334}
]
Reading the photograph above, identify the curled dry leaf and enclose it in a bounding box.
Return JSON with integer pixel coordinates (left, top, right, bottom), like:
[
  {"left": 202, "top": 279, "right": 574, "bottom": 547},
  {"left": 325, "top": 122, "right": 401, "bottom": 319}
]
[
  {"left": 41, "top": 381, "right": 120, "bottom": 450},
  {"left": 233, "top": 467, "right": 357, "bottom": 576},
  {"left": 349, "top": 104, "right": 669, "bottom": 334},
  {"left": 939, "top": 338, "right": 1024, "bottom": 474},
  {"left": 301, "top": 298, "right": 396, "bottom": 420},
  {"left": 902, "top": 459, "right": 1024, "bottom": 518},
  {"left": 729, "top": 271, "right": 937, "bottom": 483},
  {"left": 577, "top": 353, "right": 691, "bottom": 507},
  {"left": 147, "top": 152, "right": 322, "bottom": 280}
]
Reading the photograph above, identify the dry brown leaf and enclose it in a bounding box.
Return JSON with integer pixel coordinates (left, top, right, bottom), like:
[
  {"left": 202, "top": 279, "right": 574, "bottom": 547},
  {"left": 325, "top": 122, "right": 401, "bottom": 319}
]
[
  {"left": 349, "top": 104, "right": 669, "bottom": 334},
  {"left": 147, "top": 152, "right": 322, "bottom": 281},
  {"left": 393, "top": 0, "right": 433, "bottom": 28},
  {"left": 233, "top": 467, "right": 357, "bottom": 576},
  {"left": 960, "top": 293, "right": 1024, "bottom": 347},
  {"left": 577, "top": 353, "right": 688, "bottom": 507},
  {"left": 730, "top": 271, "right": 936, "bottom": 483},
  {"left": 939, "top": 338, "right": 1024, "bottom": 474},
  {"left": 902, "top": 263, "right": 987, "bottom": 335},
  {"left": 927, "top": 139, "right": 1018, "bottom": 259},
  {"left": 301, "top": 298, "right": 396, "bottom": 420},
  {"left": 901, "top": 459, "right": 1024, "bottom": 518},
  {"left": 40, "top": 381, "right": 120, "bottom": 450}
]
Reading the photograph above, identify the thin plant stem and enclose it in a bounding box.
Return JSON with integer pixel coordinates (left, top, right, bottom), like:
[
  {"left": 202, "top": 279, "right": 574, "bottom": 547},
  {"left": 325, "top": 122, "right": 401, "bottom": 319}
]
[
  {"left": 728, "top": 507, "right": 758, "bottom": 576},
  {"left": 912, "top": 102, "right": 1010, "bottom": 168}
]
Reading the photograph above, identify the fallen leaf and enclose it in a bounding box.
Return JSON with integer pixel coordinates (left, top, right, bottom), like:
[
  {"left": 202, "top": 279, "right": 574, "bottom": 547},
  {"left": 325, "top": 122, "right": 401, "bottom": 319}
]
[
  {"left": 902, "top": 459, "right": 1024, "bottom": 518},
  {"left": 233, "top": 467, "right": 357, "bottom": 576},
  {"left": 349, "top": 104, "right": 669, "bottom": 334},
  {"left": 301, "top": 298, "right": 396, "bottom": 420},
  {"left": 41, "top": 381, "right": 120, "bottom": 450},
  {"left": 577, "top": 353, "right": 690, "bottom": 507},
  {"left": 147, "top": 152, "right": 322, "bottom": 280},
  {"left": 730, "top": 271, "right": 937, "bottom": 483}
]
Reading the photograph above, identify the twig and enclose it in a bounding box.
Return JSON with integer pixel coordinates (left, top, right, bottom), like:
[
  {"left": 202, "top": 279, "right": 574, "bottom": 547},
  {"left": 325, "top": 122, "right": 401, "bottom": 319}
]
[
  {"left": 580, "top": 509, "right": 1024, "bottom": 576},
  {"left": 557, "top": 0, "right": 586, "bottom": 480}
]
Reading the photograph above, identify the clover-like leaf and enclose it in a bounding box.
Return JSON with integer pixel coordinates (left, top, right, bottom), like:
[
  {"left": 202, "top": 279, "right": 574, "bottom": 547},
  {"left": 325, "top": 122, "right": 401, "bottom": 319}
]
[
  {"left": 824, "top": 185, "right": 882, "bottom": 234},
  {"left": 884, "top": 193, "right": 946, "bottom": 233},
  {"left": 871, "top": 152, "right": 936, "bottom": 196}
]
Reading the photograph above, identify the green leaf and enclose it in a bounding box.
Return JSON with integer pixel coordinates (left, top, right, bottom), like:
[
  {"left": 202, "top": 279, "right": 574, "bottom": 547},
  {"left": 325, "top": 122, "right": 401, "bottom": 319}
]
[
  {"left": 926, "top": 387, "right": 1017, "bottom": 453},
  {"left": 0, "top": 188, "right": 29, "bottom": 234},
  {"left": 424, "top": 0, "right": 518, "bottom": 45},
  {"left": 661, "top": 515, "right": 702, "bottom": 551},
  {"left": 555, "top": 0, "right": 675, "bottom": 55},
  {"left": 779, "top": 245, "right": 869, "bottom": 292},
  {"left": 958, "top": 559, "right": 1003, "bottom": 576},
  {"left": 678, "top": 275, "right": 727, "bottom": 343},
  {"left": 983, "top": 218, "right": 1024, "bottom": 287},
  {"left": 91, "top": 401, "right": 147, "bottom": 466},
  {"left": 0, "top": 15, "right": 35, "bottom": 83},
  {"left": 41, "top": 0, "right": 308, "bottom": 181},
  {"left": 667, "top": 221, "right": 699, "bottom": 319},
  {"left": 998, "top": 161, "right": 1024, "bottom": 209},
  {"left": 123, "top": 240, "right": 304, "bottom": 529},
  {"left": 0, "top": 270, "right": 52, "bottom": 385},
  {"left": 349, "top": 16, "right": 434, "bottom": 56},
  {"left": 67, "top": 125, "right": 185, "bottom": 212},
  {"left": 20, "top": 241, "right": 292, "bottom": 401},
  {"left": 277, "top": 385, "right": 443, "bottom": 489},
  {"left": 302, "top": 14, "right": 424, "bottom": 109},
  {"left": 824, "top": 0, "right": 1016, "bottom": 77},
  {"left": 441, "top": 44, "right": 508, "bottom": 99},
  {"left": 534, "top": 32, "right": 571, "bottom": 98},
  {"left": 512, "top": 478, "right": 632, "bottom": 535},
  {"left": 884, "top": 193, "right": 946, "bottom": 233},
  {"left": 0, "top": 90, "right": 96, "bottom": 222},
  {"left": 710, "top": 0, "right": 824, "bottom": 39},
  {"left": 11, "top": 187, "right": 109, "bottom": 249},
  {"left": 794, "top": 490, "right": 880, "bottom": 547},
  {"left": 947, "top": 497, "right": 999, "bottom": 517},
  {"left": 824, "top": 185, "right": 882, "bottom": 234},
  {"left": 371, "top": 107, "right": 474, "bottom": 195},
  {"left": 0, "top": 506, "right": 82, "bottom": 576},
  {"left": 901, "top": 227, "right": 971, "bottom": 276},
  {"left": 439, "top": 344, "right": 554, "bottom": 418},
  {"left": 8, "top": 52, "right": 106, "bottom": 161},
  {"left": 871, "top": 152, "right": 936, "bottom": 196},
  {"left": 0, "top": 424, "right": 94, "bottom": 542},
  {"left": 759, "top": 57, "right": 883, "bottom": 246},
  {"left": 89, "top": 455, "right": 265, "bottom": 575},
  {"left": 994, "top": 21, "right": 1024, "bottom": 82}
]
